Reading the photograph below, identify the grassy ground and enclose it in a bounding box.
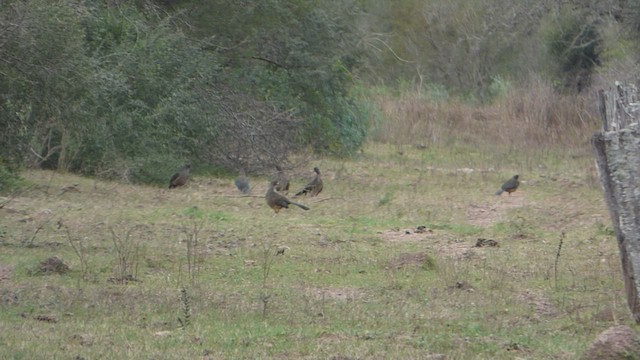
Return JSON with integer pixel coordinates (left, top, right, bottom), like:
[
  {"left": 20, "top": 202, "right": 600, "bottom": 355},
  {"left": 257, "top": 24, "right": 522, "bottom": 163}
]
[{"left": 0, "top": 142, "right": 626, "bottom": 359}]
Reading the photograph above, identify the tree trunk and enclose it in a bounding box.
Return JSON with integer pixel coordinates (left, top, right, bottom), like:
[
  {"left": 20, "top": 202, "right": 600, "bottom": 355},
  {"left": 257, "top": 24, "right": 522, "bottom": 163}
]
[{"left": 592, "top": 83, "right": 640, "bottom": 322}]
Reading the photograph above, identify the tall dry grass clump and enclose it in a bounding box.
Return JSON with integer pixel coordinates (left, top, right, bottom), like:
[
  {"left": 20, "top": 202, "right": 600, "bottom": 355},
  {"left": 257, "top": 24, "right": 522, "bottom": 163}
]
[{"left": 372, "top": 78, "right": 600, "bottom": 151}]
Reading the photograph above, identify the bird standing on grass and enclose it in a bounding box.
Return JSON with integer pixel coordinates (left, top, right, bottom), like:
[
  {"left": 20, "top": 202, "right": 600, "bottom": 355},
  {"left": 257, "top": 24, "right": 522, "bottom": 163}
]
[
  {"left": 274, "top": 165, "right": 290, "bottom": 193},
  {"left": 295, "top": 167, "right": 323, "bottom": 197},
  {"left": 496, "top": 175, "right": 520, "bottom": 196},
  {"left": 266, "top": 180, "right": 309, "bottom": 213},
  {"left": 169, "top": 164, "right": 191, "bottom": 189},
  {"left": 235, "top": 168, "right": 251, "bottom": 194}
]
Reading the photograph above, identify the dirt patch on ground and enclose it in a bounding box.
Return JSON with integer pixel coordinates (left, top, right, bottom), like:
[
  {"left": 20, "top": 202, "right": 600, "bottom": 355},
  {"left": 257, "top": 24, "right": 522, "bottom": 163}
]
[
  {"left": 317, "top": 332, "right": 350, "bottom": 343},
  {"left": 516, "top": 289, "right": 558, "bottom": 318},
  {"left": 37, "top": 256, "right": 70, "bottom": 275},
  {"left": 380, "top": 228, "right": 485, "bottom": 259},
  {"left": 447, "top": 280, "right": 475, "bottom": 293},
  {"left": 433, "top": 241, "right": 476, "bottom": 259},
  {"left": 388, "top": 252, "right": 435, "bottom": 269},
  {"left": 0, "top": 264, "right": 13, "bottom": 283},
  {"left": 379, "top": 226, "right": 436, "bottom": 243},
  {"left": 582, "top": 325, "right": 640, "bottom": 360},
  {"left": 304, "top": 286, "right": 367, "bottom": 301},
  {"left": 466, "top": 193, "right": 527, "bottom": 227}
]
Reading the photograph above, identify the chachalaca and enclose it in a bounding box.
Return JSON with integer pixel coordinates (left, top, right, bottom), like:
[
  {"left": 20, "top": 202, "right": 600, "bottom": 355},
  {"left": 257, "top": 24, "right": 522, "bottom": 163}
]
[
  {"left": 266, "top": 180, "right": 309, "bottom": 213},
  {"left": 235, "top": 168, "right": 251, "bottom": 194},
  {"left": 169, "top": 164, "right": 191, "bottom": 189},
  {"left": 294, "top": 167, "right": 323, "bottom": 197},
  {"left": 274, "top": 165, "right": 290, "bottom": 193},
  {"left": 495, "top": 175, "right": 519, "bottom": 196}
]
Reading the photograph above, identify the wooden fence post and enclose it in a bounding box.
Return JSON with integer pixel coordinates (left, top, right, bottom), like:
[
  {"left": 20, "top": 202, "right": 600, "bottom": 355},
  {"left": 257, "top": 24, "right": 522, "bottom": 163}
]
[{"left": 592, "top": 83, "right": 640, "bottom": 322}]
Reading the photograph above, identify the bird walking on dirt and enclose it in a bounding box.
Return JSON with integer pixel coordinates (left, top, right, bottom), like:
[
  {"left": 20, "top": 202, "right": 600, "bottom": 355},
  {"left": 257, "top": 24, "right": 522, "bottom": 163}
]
[
  {"left": 496, "top": 175, "right": 520, "bottom": 196},
  {"left": 235, "top": 168, "right": 251, "bottom": 194},
  {"left": 266, "top": 180, "right": 309, "bottom": 213},
  {"left": 273, "top": 165, "right": 290, "bottom": 193},
  {"left": 294, "top": 167, "right": 323, "bottom": 197},
  {"left": 169, "top": 164, "right": 191, "bottom": 189}
]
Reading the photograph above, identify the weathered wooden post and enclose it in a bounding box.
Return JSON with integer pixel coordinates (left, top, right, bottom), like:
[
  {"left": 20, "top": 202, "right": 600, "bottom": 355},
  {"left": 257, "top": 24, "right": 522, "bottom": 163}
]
[{"left": 592, "top": 82, "right": 640, "bottom": 322}]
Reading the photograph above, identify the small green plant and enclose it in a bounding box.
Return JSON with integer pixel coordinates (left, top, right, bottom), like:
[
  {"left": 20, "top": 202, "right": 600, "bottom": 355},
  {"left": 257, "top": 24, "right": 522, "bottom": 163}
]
[
  {"left": 595, "top": 221, "right": 615, "bottom": 237},
  {"left": 19, "top": 217, "right": 51, "bottom": 248},
  {"left": 495, "top": 215, "right": 535, "bottom": 238},
  {"left": 178, "top": 287, "right": 191, "bottom": 330},
  {"left": 487, "top": 75, "right": 510, "bottom": 102},
  {"left": 260, "top": 241, "right": 280, "bottom": 319},
  {"left": 378, "top": 191, "right": 393, "bottom": 207},
  {"left": 554, "top": 232, "right": 565, "bottom": 290},
  {"left": 0, "top": 157, "right": 23, "bottom": 193},
  {"left": 421, "top": 254, "right": 437, "bottom": 271},
  {"left": 182, "top": 207, "right": 206, "bottom": 285}
]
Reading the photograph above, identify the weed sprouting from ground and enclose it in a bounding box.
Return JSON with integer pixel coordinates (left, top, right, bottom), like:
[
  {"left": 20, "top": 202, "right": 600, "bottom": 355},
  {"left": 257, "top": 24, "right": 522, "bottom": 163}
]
[
  {"left": 260, "top": 241, "right": 280, "bottom": 319},
  {"left": 59, "top": 220, "right": 91, "bottom": 281},
  {"left": 554, "top": 232, "right": 565, "bottom": 290},
  {"left": 378, "top": 191, "right": 393, "bottom": 207},
  {"left": 595, "top": 221, "right": 615, "bottom": 236},
  {"left": 109, "top": 223, "right": 148, "bottom": 284},
  {"left": 182, "top": 207, "right": 206, "bottom": 286},
  {"left": 20, "top": 216, "right": 51, "bottom": 247},
  {"left": 421, "top": 253, "right": 437, "bottom": 271},
  {"left": 0, "top": 184, "right": 32, "bottom": 209},
  {"left": 178, "top": 287, "right": 191, "bottom": 330}
]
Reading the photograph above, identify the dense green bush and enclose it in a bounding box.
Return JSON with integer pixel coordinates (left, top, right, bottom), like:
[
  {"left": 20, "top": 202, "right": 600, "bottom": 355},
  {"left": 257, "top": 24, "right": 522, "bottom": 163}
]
[
  {"left": 0, "top": 0, "right": 90, "bottom": 171},
  {"left": 0, "top": 157, "right": 22, "bottom": 193},
  {"left": 540, "top": 5, "right": 602, "bottom": 92},
  {"left": 178, "top": 0, "right": 370, "bottom": 156},
  {"left": 0, "top": 1, "right": 371, "bottom": 184}
]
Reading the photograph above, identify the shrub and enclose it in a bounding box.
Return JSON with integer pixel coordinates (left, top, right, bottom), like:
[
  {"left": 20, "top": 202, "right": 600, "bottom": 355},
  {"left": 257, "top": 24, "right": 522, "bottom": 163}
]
[
  {"left": 0, "top": 1, "right": 371, "bottom": 184},
  {"left": 540, "top": 6, "right": 602, "bottom": 92},
  {"left": 0, "top": 157, "right": 22, "bottom": 193}
]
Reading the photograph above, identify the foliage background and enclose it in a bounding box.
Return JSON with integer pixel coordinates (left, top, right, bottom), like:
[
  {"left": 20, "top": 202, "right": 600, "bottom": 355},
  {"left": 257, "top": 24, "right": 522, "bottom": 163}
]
[{"left": 1, "top": 0, "right": 639, "bottom": 187}]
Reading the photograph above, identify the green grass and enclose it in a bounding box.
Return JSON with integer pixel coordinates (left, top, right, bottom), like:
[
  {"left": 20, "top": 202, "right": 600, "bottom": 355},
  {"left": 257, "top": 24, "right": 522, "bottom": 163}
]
[{"left": 0, "top": 142, "right": 628, "bottom": 359}]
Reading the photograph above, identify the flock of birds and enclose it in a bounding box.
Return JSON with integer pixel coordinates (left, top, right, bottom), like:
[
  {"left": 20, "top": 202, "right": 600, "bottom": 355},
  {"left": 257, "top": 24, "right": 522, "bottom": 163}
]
[
  {"left": 168, "top": 163, "right": 325, "bottom": 213},
  {"left": 168, "top": 163, "right": 519, "bottom": 213}
]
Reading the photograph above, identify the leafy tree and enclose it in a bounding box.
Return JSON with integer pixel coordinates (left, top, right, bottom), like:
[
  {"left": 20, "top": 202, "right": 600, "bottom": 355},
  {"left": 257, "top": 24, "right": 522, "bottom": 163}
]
[
  {"left": 78, "top": 3, "right": 221, "bottom": 181},
  {"left": 0, "top": 0, "right": 372, "bottom": 187},
  {"left": 0, "top": 0, "right": 91, "bottom": 177},
  {"left": 361, "top": 0, "right": 553, "bottom": 101},
  {"left": 174, "top": 0, "right": 370, "bottom": 155},
  {"left": 540, "top": 4, "right": 603, "bottom": 92}
]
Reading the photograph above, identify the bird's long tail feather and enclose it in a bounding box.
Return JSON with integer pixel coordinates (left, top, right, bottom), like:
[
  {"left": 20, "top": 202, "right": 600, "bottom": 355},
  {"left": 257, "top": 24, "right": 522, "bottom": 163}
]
[{"left": 291, "top": 202, "right": 309, "bottom": 210}]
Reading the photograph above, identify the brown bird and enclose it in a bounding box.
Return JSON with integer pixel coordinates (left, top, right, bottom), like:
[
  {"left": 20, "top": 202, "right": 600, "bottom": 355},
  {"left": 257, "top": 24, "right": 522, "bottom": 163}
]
[
  {"left": 495, "top": 174, "right": 520, "bottom": 196},
  {"left": 169, "top": 164, "right": 191, "bottom": 189},
  {"left": 294, "top": 167, "right": 323, "bottom": 197},
  {"left": 266, "top": 180, "right": 309, "bottom": 213},
  {"left": 274, "top": 165, "right": 290, "bottom": 193},
  {"left": 235, "top": 168, "right": 250, "bottom": 194}
]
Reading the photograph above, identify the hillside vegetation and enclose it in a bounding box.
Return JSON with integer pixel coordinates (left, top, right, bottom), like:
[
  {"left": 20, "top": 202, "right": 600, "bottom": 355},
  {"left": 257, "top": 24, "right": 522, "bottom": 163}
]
[
  {"left": 2, "top": 0, "right": 640, "bottom": 185},
  {"left": 0, "top": 1, "right": 637, "bottom": 358}
]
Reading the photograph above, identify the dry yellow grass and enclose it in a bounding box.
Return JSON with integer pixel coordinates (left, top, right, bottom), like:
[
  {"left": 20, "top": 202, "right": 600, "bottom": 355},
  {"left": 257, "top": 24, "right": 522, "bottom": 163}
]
[{"left": 371, "top": 78, "right": 600, "bottom": 152}]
